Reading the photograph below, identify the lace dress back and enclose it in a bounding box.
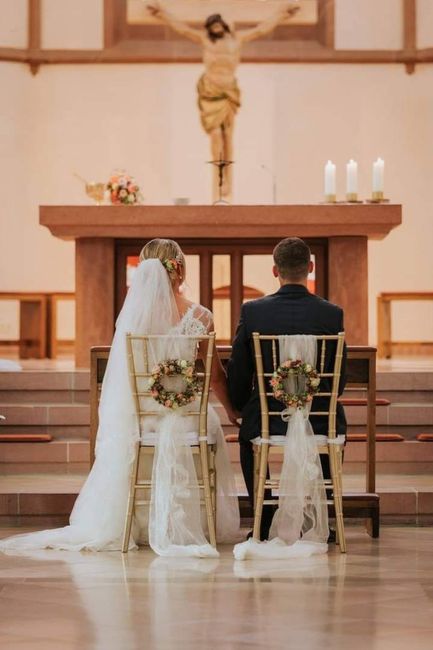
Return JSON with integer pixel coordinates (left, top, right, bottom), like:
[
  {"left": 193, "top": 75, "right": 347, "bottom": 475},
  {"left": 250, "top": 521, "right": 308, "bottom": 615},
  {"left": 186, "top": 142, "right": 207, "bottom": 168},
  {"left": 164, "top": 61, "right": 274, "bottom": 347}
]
[{"left": 171, "top": 303, "right": 213, "bottom": 336}]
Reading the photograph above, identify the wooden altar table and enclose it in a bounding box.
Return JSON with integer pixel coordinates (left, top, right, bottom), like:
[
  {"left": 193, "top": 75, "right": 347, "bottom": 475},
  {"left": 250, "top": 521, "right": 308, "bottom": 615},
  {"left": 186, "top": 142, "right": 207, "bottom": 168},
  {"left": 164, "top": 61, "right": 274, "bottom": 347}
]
[{"left": 40, "top": 204, "right": 401, "bottom": 366}]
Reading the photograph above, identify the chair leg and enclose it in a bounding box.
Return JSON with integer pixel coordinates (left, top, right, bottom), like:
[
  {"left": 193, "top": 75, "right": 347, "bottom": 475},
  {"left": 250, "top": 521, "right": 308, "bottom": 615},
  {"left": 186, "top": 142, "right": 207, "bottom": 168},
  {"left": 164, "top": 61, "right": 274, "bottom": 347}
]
[
  {"left": 253, "top": 444, "right": 269, "bottom": 541},
  {"left": 329, "top": 446, "right": 346, "bottom": 553},
  {"left": 200, "top": 442, "right": 217, "bottom": 547},
  {"left": 209, "top": 445, "right": 217, "bottom": 529},
  {"left": 253, "top": 444, "right": 260, "bottom": 510},
  {"left": 122, "top": 442, "right": 141, "bottom": 553}
]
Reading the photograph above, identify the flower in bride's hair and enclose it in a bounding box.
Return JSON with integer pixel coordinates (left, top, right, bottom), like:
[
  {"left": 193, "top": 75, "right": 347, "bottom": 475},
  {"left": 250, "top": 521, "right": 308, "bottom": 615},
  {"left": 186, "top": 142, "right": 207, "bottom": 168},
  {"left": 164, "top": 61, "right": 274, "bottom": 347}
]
[{"left": 162, "top": 258, "right": 180, "bottom": 273}]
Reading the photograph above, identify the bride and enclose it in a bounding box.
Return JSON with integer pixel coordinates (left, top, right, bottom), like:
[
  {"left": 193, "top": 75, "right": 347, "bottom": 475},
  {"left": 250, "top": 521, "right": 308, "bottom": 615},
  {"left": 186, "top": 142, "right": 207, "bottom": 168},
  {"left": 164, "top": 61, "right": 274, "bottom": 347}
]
[{"left": 0, "top": 239, "right": 240, "bottom": 556}]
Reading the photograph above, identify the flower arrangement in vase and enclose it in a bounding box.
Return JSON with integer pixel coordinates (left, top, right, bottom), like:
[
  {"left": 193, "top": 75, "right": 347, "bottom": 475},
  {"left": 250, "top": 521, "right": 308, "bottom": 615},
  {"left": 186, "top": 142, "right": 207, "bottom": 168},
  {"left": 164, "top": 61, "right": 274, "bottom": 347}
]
[{"left": 107, "top": 171, "right": 143, "bottom": 205}]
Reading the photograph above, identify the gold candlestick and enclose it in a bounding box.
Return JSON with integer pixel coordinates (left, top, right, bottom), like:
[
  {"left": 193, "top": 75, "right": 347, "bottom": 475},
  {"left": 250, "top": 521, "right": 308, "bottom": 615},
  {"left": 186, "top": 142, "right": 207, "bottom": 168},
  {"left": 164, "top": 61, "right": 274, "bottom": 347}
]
[
  {"left": 368, "top": 191, "right": 389, "bottom": 204},
  {"left": 325, "top": 194, "right": 337, "bottom": 203}
]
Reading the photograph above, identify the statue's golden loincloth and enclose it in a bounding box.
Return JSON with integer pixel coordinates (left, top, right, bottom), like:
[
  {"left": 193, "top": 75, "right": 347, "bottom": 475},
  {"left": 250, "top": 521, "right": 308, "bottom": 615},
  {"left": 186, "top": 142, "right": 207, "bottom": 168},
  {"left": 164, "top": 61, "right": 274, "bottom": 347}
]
[{"left": 197, "top": 74, "right": 241, "bottom": 134}]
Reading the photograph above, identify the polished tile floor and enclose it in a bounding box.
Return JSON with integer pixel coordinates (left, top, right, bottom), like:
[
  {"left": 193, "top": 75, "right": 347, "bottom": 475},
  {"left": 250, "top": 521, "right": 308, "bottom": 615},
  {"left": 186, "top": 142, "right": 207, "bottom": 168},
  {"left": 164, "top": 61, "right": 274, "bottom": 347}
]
[{"left": 1, "top": 527, "right": 433, "bottom": 650}]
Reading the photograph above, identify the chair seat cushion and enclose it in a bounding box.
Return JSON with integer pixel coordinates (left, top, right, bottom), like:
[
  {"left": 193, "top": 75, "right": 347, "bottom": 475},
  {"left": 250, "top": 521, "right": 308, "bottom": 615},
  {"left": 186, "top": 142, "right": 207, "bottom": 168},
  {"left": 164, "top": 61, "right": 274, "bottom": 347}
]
[
  {"left": 140, "top": 430, "right": 217, "bottom": 446},
  {"left": 251, "top": 434, "right": 345, "bottom": 447},
  {"left": 0, "top": 433, "right": 53, "bottom": 443},
  {"left": 347, "top": 433, "right": 404, "bottom": 442},
  {"left": 416, "top": 433, "right": 433, "bottom": 442}
]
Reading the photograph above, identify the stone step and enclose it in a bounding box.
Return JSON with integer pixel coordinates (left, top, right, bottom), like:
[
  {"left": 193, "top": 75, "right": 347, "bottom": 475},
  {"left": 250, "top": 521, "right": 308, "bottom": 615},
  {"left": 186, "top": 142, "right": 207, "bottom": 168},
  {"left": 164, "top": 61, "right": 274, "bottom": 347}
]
[
  {"left": 343, "top": 403, "right": 433, "bottom": 426},
  {"left": 0, "top": 424, "right": 88, "bottom": 440},
  {"left": 374, "top": 390, "right": 433, "bottom": 404},
  {"left": 0, "top": 403, "right": 89, "bottom": 426},
  {"left": 0, "top": 370, "right": 89, "bottom": 391},
  {"left": 347, "top": 424, "right": 433, "bottom": 440},
  {"left": 0, "top": 439, "right": 88, "bottom": 464},
  {"left": 376, "top": 371, "right": 433, "bottom": 391},
  {"left": 2, "top": 401, "right": 431, "bottom": 434},
  {"left": 0, "top": 390, "right": 89, "bottom": 404},
  {"left": 1, "top": 472, "right": 431, "bottom": 526},
  {"left": 3, "top": 432, "right": 433, "bottom": 472}
]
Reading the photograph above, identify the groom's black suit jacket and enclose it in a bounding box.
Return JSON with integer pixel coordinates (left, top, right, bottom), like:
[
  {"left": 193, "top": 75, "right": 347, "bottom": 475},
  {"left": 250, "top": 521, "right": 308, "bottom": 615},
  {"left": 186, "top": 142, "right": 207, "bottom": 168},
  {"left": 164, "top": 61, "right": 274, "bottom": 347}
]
[{"left": 227, "top": 284, "right": 347, "bottom": 442}]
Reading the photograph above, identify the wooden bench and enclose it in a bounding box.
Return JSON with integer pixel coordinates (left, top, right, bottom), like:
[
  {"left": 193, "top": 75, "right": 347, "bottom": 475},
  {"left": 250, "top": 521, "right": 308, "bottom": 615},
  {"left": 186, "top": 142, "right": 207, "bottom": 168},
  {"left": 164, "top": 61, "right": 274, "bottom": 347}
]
[
  {"left": 377, "top": 292, "right": 433, "bottom": 358},
  {"left": 0, "top": 292, "right": 75, "bottom": 359},
  {"left": 90, "top": 344, "right": 379, "bottom": 537},
  {"left": 0, "top": 293, "right": 47, "bottom": 359}
]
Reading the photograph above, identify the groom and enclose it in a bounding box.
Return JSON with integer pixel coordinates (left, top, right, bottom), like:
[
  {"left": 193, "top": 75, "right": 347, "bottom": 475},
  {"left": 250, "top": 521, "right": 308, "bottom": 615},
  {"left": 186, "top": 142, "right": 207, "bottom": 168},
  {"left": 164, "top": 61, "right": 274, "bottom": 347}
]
[{"left": 227, "top": 237, "right": 347, "bottom": 539}]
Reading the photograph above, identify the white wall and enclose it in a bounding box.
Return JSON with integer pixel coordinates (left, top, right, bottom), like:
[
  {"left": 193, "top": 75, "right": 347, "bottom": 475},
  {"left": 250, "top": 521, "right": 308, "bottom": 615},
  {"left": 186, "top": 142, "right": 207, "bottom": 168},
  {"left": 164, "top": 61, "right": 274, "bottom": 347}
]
[
  {"left": 1, "top": 60, "right": 433, "bottom": 344},
  {"left": 42, "top": 0, "right": 103, "bottom": 50},
  {"left": 1, "top": 0, "right": 433, "bottom": 345},
  {"left": 417, "top": 0, "right": 433, "bottom": 49},
  {"left": 0, "top": 0, "right": 27, "bottom": 48},
  {"left": 335, "top": 0, "right": 402, "bottom": 50}
]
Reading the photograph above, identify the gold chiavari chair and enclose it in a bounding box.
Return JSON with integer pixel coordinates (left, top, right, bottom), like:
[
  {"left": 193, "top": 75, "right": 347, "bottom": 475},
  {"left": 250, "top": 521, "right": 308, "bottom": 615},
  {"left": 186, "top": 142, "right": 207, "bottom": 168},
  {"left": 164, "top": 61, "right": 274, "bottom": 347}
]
[
  {"left": 122, "top": 333, "right": 217, "bottom": 553},
  {"left": 252, "top": 332, "right": 346, "bottom": 553}
]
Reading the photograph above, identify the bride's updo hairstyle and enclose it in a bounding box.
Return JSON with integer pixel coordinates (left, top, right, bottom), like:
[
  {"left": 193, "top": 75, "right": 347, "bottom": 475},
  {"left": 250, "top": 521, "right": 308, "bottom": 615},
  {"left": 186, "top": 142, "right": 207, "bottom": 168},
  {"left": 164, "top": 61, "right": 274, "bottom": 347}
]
[{"left": 139, "top": 238, "right": 186, "bottom": 283}]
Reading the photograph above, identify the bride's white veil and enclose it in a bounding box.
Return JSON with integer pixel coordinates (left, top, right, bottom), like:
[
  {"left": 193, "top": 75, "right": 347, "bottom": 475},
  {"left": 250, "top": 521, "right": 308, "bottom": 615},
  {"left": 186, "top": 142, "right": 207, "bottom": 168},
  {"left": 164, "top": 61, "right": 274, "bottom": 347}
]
[{"left": 0, "top": 260, "right": 181, "bottom": 551}]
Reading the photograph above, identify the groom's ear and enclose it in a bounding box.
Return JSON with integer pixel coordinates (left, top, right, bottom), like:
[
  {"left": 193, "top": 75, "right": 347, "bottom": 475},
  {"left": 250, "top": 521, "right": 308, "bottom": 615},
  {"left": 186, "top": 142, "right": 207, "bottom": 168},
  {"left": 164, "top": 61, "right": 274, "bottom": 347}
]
[
  {"left": 308, "top": 259, "right": 314, "bottom": 274},
  {"left": 272, "top": 265, "right": 279, "bottom": 278}
]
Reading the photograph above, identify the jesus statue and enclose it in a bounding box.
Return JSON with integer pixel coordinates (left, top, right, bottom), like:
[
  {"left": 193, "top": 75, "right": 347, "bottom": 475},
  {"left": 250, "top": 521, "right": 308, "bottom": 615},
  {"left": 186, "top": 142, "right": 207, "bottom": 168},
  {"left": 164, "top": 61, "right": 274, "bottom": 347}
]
[{"left": 147, "top": 1, "right": 300, "bottom": 203}]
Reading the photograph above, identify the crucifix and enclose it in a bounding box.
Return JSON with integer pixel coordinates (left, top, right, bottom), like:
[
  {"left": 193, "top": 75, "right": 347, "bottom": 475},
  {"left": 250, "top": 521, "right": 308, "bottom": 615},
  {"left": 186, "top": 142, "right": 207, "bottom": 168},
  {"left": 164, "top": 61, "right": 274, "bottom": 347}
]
[
  {"left": 208, "top": 155, "right": 234, "bottom": 204},
  {"left": 147, "top": 1, "right": 300, "bottom": 203}
]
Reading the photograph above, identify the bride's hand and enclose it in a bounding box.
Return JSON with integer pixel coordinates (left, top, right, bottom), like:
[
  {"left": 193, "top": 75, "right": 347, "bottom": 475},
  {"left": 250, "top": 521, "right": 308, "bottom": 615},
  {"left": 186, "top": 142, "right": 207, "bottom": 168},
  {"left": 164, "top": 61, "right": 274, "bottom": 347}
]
[{"left": 226, "top": 407, "right": 241, "bottom": 427}]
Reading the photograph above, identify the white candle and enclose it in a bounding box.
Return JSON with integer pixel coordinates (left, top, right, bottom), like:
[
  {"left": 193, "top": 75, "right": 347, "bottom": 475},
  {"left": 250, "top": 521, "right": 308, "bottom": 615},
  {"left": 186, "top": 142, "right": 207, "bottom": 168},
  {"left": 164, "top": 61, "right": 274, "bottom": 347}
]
[
  {"left": 372, "top": 158, "right": 384, "bottom": 193},
  {"left": 324, "top": 160, "right": 336, "bottom": 198},
  {"left": 346, "top": 159, "right": 358, "bottom": 196}
]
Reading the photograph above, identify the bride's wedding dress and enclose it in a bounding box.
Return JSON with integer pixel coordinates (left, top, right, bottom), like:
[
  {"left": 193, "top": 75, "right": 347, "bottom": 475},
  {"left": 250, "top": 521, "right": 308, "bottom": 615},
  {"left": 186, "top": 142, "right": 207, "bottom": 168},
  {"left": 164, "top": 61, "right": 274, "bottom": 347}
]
[{"left": 0, "top": 260, "right": 239, "bottom": 556}]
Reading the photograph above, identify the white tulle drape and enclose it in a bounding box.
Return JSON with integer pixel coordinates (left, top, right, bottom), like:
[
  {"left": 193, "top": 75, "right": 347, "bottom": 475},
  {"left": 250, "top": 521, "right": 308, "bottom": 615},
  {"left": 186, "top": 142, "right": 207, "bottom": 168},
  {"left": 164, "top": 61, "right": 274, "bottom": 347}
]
[
  {"left": 136, "top": 336, "right": 239, "bottom": 557},
  {"left": 0, "top": 260, "right": 239, "bottom": 555},
  {"left": 234, "top": 335, "right": 329, "bottom": 560}
]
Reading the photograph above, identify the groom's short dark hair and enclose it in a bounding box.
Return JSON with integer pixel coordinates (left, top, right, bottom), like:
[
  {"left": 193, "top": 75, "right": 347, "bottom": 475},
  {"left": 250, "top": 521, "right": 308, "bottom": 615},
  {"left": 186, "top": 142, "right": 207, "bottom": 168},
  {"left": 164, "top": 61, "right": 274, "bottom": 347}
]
[{"left": 273, "top": 237, "right": 311, "bottom": 281}]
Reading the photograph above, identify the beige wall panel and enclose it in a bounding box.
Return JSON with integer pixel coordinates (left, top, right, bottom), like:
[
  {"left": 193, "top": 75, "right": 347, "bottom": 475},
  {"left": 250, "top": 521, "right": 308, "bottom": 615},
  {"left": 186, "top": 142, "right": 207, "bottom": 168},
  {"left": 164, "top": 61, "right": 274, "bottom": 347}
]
[
  {"left": 335, "top": 0, "right": 402, "bottom": 50},
  {"left": 0, "top": 0, "right": 27, "bottom": 48},
  {"left": 417, "top": 0, "right": 433, "bottom": 48},
  {"left": 42, "top": 0, "right": 103, "bottom": 50}
]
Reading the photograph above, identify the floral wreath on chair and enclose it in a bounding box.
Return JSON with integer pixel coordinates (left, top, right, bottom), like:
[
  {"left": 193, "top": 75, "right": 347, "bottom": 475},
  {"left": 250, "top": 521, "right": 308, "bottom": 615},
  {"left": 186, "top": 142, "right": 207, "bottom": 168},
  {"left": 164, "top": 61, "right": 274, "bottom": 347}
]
[
  {"left": 149, "top": 359, "right": 201, "bottom": 409},
  {"left": 270, "top": 359, "right": 321, "bottom": 409}
]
